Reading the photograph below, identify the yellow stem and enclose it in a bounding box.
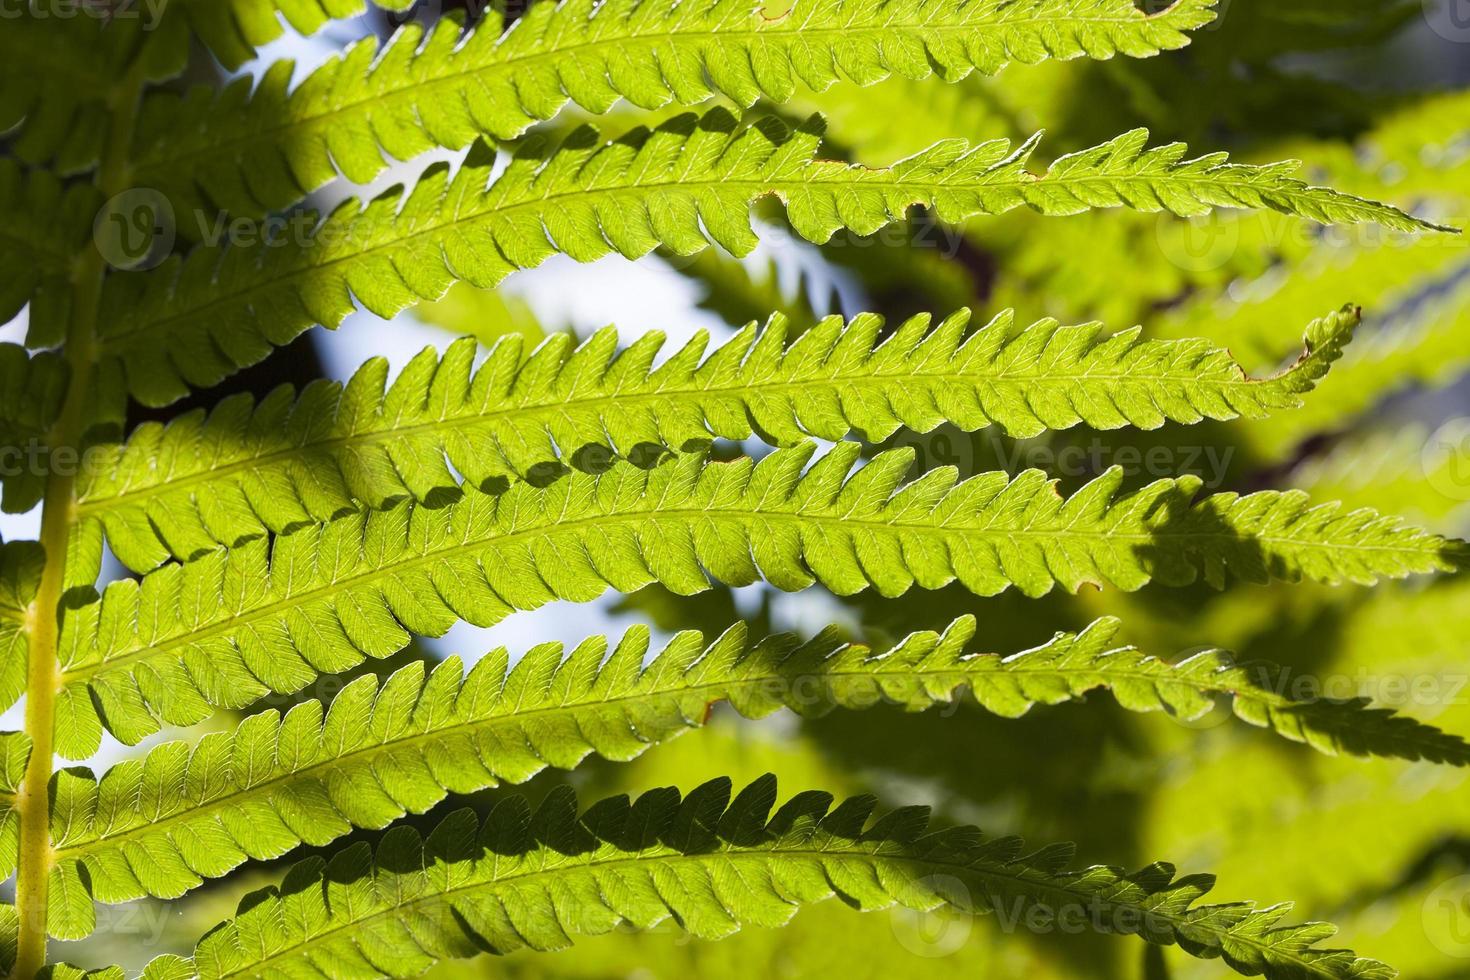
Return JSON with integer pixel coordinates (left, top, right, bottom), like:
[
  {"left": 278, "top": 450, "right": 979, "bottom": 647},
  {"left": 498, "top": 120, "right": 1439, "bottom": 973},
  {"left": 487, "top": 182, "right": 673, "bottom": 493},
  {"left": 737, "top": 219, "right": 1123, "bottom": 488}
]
[{"left": 10, "top": 60, "right": 146, "bottom": 979}]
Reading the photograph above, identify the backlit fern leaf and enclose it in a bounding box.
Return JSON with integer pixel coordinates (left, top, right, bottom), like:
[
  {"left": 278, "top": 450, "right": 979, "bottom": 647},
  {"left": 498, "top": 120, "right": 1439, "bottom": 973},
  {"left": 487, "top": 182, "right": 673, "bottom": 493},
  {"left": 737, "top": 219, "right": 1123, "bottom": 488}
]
[
  {"left": 53, "top": 443, "right": 1461, "bottom": 758},
  {"left": 166, "top": 0, "right": 414, "bottom": 71},
  {"left": 0, "top": 732, "right": 31, "bottom": 883},
  {"left": 100, "top": 109, "right": 1442, "bottom": 406},
  {"left": 37, "top": 614, "right": 1470, "bottom": 928},
  {"left": 136, "top": 0, "right": 1220, "bottom": 220},
  {"left": 136, "top": 776, "right": 1393, "bottom": 980},
  {"left": 0, "top": 542, "right": 41, "bottom": 717},
  {"left": 77, "top": 305, "right": 1358, "bottom": 573}
]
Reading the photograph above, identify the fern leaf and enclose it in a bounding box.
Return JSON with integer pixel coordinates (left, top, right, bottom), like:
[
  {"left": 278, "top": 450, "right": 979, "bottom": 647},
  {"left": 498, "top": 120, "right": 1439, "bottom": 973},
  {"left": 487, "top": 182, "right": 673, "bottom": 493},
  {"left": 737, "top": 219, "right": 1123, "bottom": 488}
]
[
  {"left": 136, "top": 0, "right": 1220, "bottom": 220},
  {"left": 41, "top": 613, "right": 1470, "bottom": 921},
  {"left": 138, "top": 776, "right": 1392, "bottom": 980},
  {"left": 0, "top": 903, "right": 16, "bottom": 977},
  {"left": 0, "top": 162, "right": 96, "bottom": 347},
  {"left": 0, "top": 541, "right": 41, "bottom": 718},
  {"left": 0, "top": 731, "right": 31, "bottom": 883},
  {"left": 79, "top": 305, "right": 1358, "bottom": 573},
  {"left": 53, "top": 443, "right": 1460, "bottom": 757},
  {"left": 101, "top": 109, "right": 1443, "bottom": 405},
  {"left": 0, "top": 16, "right": 121, "bottom": 172},
  {"left": 0, "top": 345, "right": 69, "bottom": 514},
  {"left": 167, "top": 0, "right": 414, "bottom": 70}
]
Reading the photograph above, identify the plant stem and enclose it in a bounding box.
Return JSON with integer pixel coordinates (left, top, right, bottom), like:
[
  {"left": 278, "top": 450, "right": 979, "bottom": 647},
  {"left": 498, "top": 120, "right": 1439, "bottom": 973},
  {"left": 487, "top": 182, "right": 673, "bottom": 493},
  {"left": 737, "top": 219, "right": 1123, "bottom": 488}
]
[{"left": 11, "top": 61, "right": 146, "bottom": 980}]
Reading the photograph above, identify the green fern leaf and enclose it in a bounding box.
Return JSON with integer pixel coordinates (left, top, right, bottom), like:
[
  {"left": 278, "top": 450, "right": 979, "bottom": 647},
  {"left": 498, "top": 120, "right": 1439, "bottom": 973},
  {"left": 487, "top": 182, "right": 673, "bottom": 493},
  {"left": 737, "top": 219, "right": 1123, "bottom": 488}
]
[
  {"left": 36, "top": 965, "right": 124, "bottom": 980},
  {"left": 53, "top": 443, "right": 1460, "bottom": 757},
  {"left": 0, "top": 541, "right": 41, "bottom": 718},
  {"left": 0, "top": 903, "right": 16, "bottom": 977},
  {"left": 41, "top": 613, "right": 1470, "bottom": 923},
  {"left": 136, "top": 0, "right": 1220, "bottom": 220},
  {"left": 0, "top": 162, "right": 96, "bottom": 348},
  {"left": 78, "top": 305, "right": 1358, "bottom": 572},
  {"left": 166, "top": 0, "right": 414, "bottom": 70},
  {"left": 138, "top": 775, "right": 1393, "bottom": 979},
  {"left": 101, "top": 109, "right": 1442, "bottom": 405},
  {"left": 0, "top": 16, "right": 122, "bottom": 172},
  {"left": 0, "top": 346, "right": 69, "bottom": 514},
  {"left": 0, "top": 731, "right": 31, "bottom": 883}
]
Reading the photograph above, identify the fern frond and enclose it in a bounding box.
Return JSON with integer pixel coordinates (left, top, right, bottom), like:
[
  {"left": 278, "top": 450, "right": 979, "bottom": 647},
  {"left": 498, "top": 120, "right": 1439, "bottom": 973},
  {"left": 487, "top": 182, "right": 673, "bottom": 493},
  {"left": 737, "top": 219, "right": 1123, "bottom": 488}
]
[
  {"left": 0, "top": 904, "right": 16, "bottom": 977},
  {"left": 137, "top": 775, "right": 1392, "bottom": 980},
  {"left": 42, "top": 613, "right": 1470, "bottom": 921},
  {"left": 0, "top": 541, "right": 41, "bottom": 717},
  {"left": 165, "top": 0, "right": 412, "bottom": 70},
  {"left": 0, "top": 732, "right": 31, "bottom": 883},
  {"left": 79, "top": 305, "right": 1358, "bottom": 573},
  {"left": 101, "top": 109, "right": 1442, "bottom": 405},
  {"left": 0, "top": 346, "right": 68, "bottom": 514},
  {"left": 54, "top": 443, "right": 1460, "bottom": 757},
  {"left": 0, "top": 162, "right": 96, "bottom": 347},
  {"left": 0, "top": 14, "right": 123, "bottom": 172},
  {"left": 135, "top": 0, "right": 1219, "bottom": 220}
]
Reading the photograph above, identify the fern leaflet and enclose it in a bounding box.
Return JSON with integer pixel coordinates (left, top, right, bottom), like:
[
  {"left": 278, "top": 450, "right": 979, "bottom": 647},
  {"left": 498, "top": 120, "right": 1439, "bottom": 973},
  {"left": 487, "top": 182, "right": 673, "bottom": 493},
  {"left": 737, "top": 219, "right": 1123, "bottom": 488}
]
[
  {"left": 135, "top": 776, "right": 1392, "bottom": 980},
  {"left": 37, "top": 613, "right": 1470, "bottom": 930},
  {"left": 101, "top": 110, "right": 1443, "bottom": 405},
  {"left": 52, "top": 443, "right": 1461, "bottom": 757},
  {"left": 0, "top": 543, "right": 41, "bottom": 724},
  {"left": 78, "top": 305, "right": 1358, "bottom": 573},
  {"left": 136, "top": 0, "right": 1220, "bottom": 220}
]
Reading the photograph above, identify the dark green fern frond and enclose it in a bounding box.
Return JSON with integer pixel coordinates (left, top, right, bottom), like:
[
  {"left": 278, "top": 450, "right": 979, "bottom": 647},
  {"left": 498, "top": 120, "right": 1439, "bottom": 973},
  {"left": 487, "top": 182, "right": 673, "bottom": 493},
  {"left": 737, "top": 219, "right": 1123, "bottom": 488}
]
[{"left": 0, "top": 163, "right": 97, "bottom": 348}]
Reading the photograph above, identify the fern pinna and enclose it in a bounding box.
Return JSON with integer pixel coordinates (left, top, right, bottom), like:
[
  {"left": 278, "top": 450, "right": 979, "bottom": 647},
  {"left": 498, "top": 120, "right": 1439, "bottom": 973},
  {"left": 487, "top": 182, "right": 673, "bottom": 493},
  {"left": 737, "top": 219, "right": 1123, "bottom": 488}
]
[{"left": 0, "top": 0, "right": 1464, "bottom": 977}]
